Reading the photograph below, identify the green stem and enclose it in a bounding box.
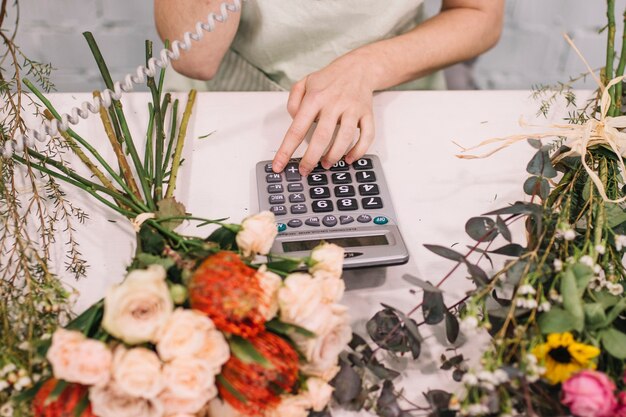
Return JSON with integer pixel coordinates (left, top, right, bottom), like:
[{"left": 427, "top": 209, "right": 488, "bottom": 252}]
[
  {"left": 606, "top": 0, "right": 617, "bottom": 115},
  {"left": 157, "top": 39, "right": 170, "bottom": 96},
  {"left": 166, "top": 90, "right": 197, "bottom": 199},
  {"left": 23, "top": 79, "right": 149, "bottom": 212},
  {"left": 82, "top": 31, "right": 155, "bottom": 211},
  {"left": 144, "top": 102, "right": 155, "bottom": 181},
  {"left": 146, "top": 40, "right": 166, "bottom": 202},
  {"left": 162, "top": 99, "right": 179, "bottom": 174},
  {"left": 615, "top": 9, "right": 626, "bottom": 115}
]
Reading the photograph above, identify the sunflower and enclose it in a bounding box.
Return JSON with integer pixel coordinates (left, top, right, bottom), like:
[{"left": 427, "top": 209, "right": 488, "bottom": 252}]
[{"left": 532, "top": 332, "right": 601, "bottom": 384}]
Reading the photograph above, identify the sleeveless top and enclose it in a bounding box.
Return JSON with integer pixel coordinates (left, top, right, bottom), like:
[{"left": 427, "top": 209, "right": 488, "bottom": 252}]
[{"left": 164, "top": 1, "right": 445, "bottom": 92}]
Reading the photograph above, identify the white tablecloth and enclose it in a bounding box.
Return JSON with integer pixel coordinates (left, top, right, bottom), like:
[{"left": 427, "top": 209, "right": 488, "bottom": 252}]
[{"left": 39, "top": 90, "right": 578, "bottom": 414}]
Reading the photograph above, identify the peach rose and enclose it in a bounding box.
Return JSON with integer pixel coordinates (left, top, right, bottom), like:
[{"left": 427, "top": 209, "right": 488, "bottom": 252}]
[
  {"left": 236, "top": 211, "right": 277, "bottom": 257},
  {"left": 205, "top": 398, "right": 245, "bottom": 417},
  {"left": 194, "top": 331, "right": 231, "bottom": 373},
  {"left": 313, "top": 270, "right": 346, "bottom": 304},
  {"left": 89, "top": 382, "right": 163, "bottom": 417},
  {"left": 163, "top": 357, "right": 216, "bottom": 400},
  {"left": 46, "top": 328, "right": 112, "bottom": 386},
  {"left": 309, "top": 243, "right": 344, "bottom": 279},
  {"left": 102, "top": 265, "right": 173, "bottom": 345},
  {"left": 278, "top": 273, "right": 324, "bottom": 326},
  {"left": 304, "top": 377, "right": 334, "bottom": 412},
  {"left": 256, "top": 265, "right": 283, "bottom": 320},
  {"left": 159, "top": 388, "right": 216, "bottom": 415},
  {"left": 112, "top": 346, "right": 163, "bottom": 399},
  {"left": 264, "top": 395, "right": 311, "bottom": 417}
]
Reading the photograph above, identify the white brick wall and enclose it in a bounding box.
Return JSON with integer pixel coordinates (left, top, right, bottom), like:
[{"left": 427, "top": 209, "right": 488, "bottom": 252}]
[{"left": 12, "top": 0, "right": 625, "bottom": 91}]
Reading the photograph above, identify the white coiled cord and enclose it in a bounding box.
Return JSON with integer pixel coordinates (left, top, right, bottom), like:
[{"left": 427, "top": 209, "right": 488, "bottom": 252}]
[{"left": 2, "top": 0, "right": 244, "bottom": 158}]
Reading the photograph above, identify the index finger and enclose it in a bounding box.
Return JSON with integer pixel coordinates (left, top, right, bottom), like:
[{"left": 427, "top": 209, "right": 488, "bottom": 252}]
[{"left": 272, "top": 102, "right": 319, "bottom": 172}]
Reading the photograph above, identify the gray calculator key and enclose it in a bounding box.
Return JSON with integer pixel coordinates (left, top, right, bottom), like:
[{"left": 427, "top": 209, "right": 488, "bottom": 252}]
[
  {"left": 358, "top": 183, "right": 379, "bottom": 195},
  {"left": 305, "top": 217, "right": 321, "bottom": 226},
  {"left": 340, "top": 215, "right": 354, "bottom": 225},
  {"left": 337, "top": 198, "right": 358, "bottom": 211},
  {"left": 357, "top": 214, "right": 372, "bottom": 223},
  {"left": 270, "top": 205, "right": 287, "bottom": 215},
  {"left": 323, "top": 215, "right": 338, "bottom": 227},
  {"left": 356, "top": 171, "right": 376, "bottom": 183},
  {"left": 264, "top": 163, "right": 274, "bottom": 173},
  {"left": 288, "top": 219, "right": 303, "bottom": 228},
  {"left": 362, "top": 196, "right": 383, "bottom": 209},
  {"left": 291, "top": 204, "right": 307, "bottom": 214},
  {"left": 330, "top": 160, "right": 350, "bottom": 171},
  {"left": 269, "top": 195, "right": 285, "bottom": 204},
  {"left": 331, "top": 172, "right": 351, "bottom": 184},
  {"left": 310, "top": 187, "right": 330, "bottom": 199},
  {"left": 268, "top": 184, "right": 284, "bottom": 193},
  {"left": 334, "top": 185, "right": 355, "bottom": 197},
  {"left": 284, "top": 163, "right": 302, "bottom": 182},
  {"left": 289, "top": 193, "right": 306, "bottom": 203},
  {"left": 266, "top": 173, "right": 282, "bottom": 183},
  {"left": 288, "top": 183, "right": 304, "bottom": 192},
  {"left": 353, "top": 158, "right": 373, "bottom": 170},
  {"left": 308, "top": 173, "right": 328, "bottom": 185},
  {"left": 312, "top": 199, "right": 333, "bottom": 212}
]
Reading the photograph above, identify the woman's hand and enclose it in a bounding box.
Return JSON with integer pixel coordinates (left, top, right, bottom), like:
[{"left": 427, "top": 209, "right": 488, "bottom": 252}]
[{"left": 272, "top": 51, "right": 377, "bottom": 176}]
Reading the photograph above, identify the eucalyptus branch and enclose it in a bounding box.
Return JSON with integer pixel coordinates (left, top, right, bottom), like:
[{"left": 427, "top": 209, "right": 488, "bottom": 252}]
[{"left": 165, "top": 90, "right": 197, "bottom": 199}]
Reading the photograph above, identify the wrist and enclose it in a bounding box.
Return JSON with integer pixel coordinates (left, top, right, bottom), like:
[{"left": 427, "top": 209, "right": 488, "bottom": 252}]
[{"left": 338, "top": 47, "right": 388, "bottom": 92}]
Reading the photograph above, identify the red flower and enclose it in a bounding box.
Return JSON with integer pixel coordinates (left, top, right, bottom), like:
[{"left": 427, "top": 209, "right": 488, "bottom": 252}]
[
  {"left": 33, "top": 379, "right": 95, "bottom": 417},
  {"left": 189, "top": 251, "right": 266, "bottom": 338},
  {"left": 218, "top": 331, "right": 299, "bottom": 415}
]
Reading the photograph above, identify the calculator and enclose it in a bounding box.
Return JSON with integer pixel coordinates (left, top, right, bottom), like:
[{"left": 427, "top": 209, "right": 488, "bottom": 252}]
[{"left": 255, "top": 155, "right": 409, "bottom": 269}]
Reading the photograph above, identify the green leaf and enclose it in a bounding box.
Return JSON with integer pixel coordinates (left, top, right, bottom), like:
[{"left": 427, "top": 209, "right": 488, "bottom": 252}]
[
  {"left": 571, "top": 264, "right": 593, "bottom": 296},
  {"left": 595, "top": 291, "right": 620, "bottom": 309},
  {"left": 74, "top": 394, "right": 90, "bottom": 417},
  {"left": 266, "top": 319, "right": 316, "bottom": 338},
  {"left": 422, "top": 290, "right": 446, "bottom": 325},
  {"left": 560, "top": 269, "right": 584, "bottom": 331},
  {"left": 496, "top": 215, "right": 512, "bottom": 242},
  {"left": 156, "top": 197, "right": 187, "bottom": 231},
  {"left": 134, "top": 253, "right": 175, "bottom": 270},
  {"left": 66, "top": 300, "right": 104, "bottom": 337},
  {"left": 216, "top": 374, "right": 247, "bottom": 404},
  {"left": 465, "top": 217, "right": 497, "bottom": 242},
  {"left": 445, "top": 312, "right": 460, "bottom": 343},
  {"left": 605, "top": 298, "right": 626, "bottom": 324},
  {"left": 600, "top": 328, "right": 626, "bottom": 359},
  {"left": 423, "top": 244, "right": 465, "bottom": 262},
  {"left": 332, "top": 360, "right": 362, "bottom": 405},
  {"left": 402, "top": 274, "right": 442, "bottom": 293},
  {"left": 605, "top": 203, "right": 626, "bottom": 228},
  {"left": 229, "top": 336, "right": 273, "bottom": 369},
  {"left": 45, "top": 380, "right": 68, "bottom": 405},
  {"left": 139, "top": 223, "right": 166, "bottom": 255},
  {"left": 537, "top": 307, "right": 579, "bottom": 334},
  {"left": 584, "top": 303, "right": 607, "bottom": 329},
  {"left": 206, "top": 226, "right": 238, "bottom": 250},
  {"left": 490, "top": 243, "right": 524, "bottom": 257},
  {"left": 523, "top": 176, "right": 550, "bottom": 199},
  {"left": 527, "top": 150, "right": 557, "bottom": 178},
  {"left": 265, "top": 257, "right": 302, "bottom": 274}
]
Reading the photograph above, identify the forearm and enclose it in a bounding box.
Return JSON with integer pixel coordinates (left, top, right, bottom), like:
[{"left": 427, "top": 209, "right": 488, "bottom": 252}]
[
  {"left": 154, "top": 0, "right": 241, "bottom": 80},
  {"left": 349, "top": 1, "right": 504, "bottom": 91}
]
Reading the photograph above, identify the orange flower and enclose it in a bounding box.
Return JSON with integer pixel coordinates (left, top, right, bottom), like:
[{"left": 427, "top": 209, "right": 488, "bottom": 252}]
[
  {"left": 33, "top": 379, "right": 96, "bottom": 417},
  {"left": 218, "top": 331, "right": 299, "bottom": 415},
  {"left": 189, "top": 251, "right": 266, "bottom": 338}
]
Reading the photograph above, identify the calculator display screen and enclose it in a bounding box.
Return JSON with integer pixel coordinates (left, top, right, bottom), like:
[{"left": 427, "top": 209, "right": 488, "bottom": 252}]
[{"left": 281, "top": 235, "right": 389, "bottom": 252}]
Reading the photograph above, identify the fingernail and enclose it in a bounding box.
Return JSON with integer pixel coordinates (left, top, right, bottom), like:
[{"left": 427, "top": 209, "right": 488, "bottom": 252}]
[
  {"left": 299, "top": 167, "right": 310, "bottom": 176},
  {"left": 321, "top": 159, "right": 331, "bottom": 169}
]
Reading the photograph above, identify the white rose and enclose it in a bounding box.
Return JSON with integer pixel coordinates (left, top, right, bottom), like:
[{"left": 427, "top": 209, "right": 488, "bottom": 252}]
[
  {"left": 256, "top": 265, "right": 283, "bottom": 320},
  {"left": 205, "top": 398, "right": 245, "bottom": 417},
  {"left": 236, "top": 211, "right": 277, "bottom": 257},
  {"left": 278, "top": 273, "right": 325, "bottom": 326},
  {"left": 46, "top": 329, "right": 112, "bottom": 386},
  {"left": 309, "top": 243, "right": 344, "bottom": 279},
  {"left": 103, "top": 265, "right": 173, "bottom": 345},
  {"left": 157, "top": 309, "right": 229, "bottom": 370},
  {"left": 163, "top": 357, "right": 216, "bottom": 400},
  {"left": 304, "top": 377, "right": 334, "bottom": 412},
  {"left": 112, "top": 346, "right": 163, "bottom": 399},
  {"left": 312, "top": 270, "right": 345, "bottom": 303},
  {"left": 89, "top": 382, "right": 164, "bottom": 417},
  {"left": 159, "top": 388, "right": 216, "bottom": 415},
  {"left": 264, "top": 395, "right": 311, "bottom": 417}
]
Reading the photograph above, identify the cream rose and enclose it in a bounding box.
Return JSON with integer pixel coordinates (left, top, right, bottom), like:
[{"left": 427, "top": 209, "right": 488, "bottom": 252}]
[
  {"left": 313, "top": 270, "right": 346, "bottom": 303},
  {"left": 309, "top": 243, "right": 344, "bottom": 279},
  {"left": 112, "top": 346, "right": 163, "bottom": 399},
  {"left": 304, "top": 377, "right": 334, "bottom": 412},
  {"left": 236, "top": 211, "right": 277, "bottom": 257},
  {"left": 278, "top": 273, "right": 324, "bottom": 326},
  {"left": 46, "top": 328, "right": 112, "bottom": 386},
  {"left": 194, "top": 330, "right": 231, "bottom": 374},
  {"left": 256, "top": 265, "right": 283, "bottom": 320},
  {"left": 159, "top": 387, "right": 216, "bottom": 415},
  {"left": 90, "top": 382, "right": 164, "bottom": 417},
  {"left": 163, "top": 357, "right": 216, "bottom": 399},
  {"left": 103, "top": 265, "right": 173, "bottom": 345},
  {"left": 264, "top": 395, "right": 311, "bottom": 417},
  {"left": 205, "top": 398, "right": 245, "bottom": 417}
]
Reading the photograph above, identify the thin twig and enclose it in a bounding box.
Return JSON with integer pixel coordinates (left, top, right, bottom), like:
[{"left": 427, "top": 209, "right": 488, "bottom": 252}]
[{"left": 165, "top": 90, "right": 196, "bottom": 199}]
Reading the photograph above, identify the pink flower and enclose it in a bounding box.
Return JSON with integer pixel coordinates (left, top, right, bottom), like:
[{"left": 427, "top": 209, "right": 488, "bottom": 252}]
[
  {"left": 561, "top": 370, "right": 617, "bottom": 417},
  {"left": 615, "top": 392, "right": 626, "bottom": 417}
]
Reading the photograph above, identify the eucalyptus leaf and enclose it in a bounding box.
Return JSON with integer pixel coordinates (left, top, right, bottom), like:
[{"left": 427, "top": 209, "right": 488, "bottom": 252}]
[
  {"left": 537, "top": 307, "right": 579, "bottom": 334},
  {"left": 504, "top": 260, "right": 528, "bottom": 286},
  {"left": 490, "top": 243, "right": 524, "bottom": 257},
  {"left": 423, "top": 291, "right": 446, "bottom": 325},
  {"left": 376, "top": 380, "right": 405, "bottom": 417},
  {"left": 424, "top": 244, "right": 465, "bottom": 263},
  {"left": 484, "top": 202, "right": 542, "bottom": 216},
  {"left": 402, "top": 274, "right": 443, "bottom": 293},
  {"left": 466, "top": 262, "right": 489, "bottom": 287},
  {"left": 366, "top": 360, "right": 401, "bottom": 380},
  {"left": 496, "top": 215, "right": 512, "bottom": 242},
  {"left": 423, "top": 390, "right": 453, "bottom": 410},
  {"left": 366, "top": 309, "right": 409, "bottom": 353},
  {"left": 527, "top": 150, "right": 557, "bottom": 178},
  {"left": 527, "top": 138, "right": 543, "bottom": 149},
  {"left": 523, "top": 176, "right": 550, "bottom": 199},
  {"left": 465, "top": 217, "right": 497, "bottom": 242},
  {"left": 332, "top": 361, "right": 362, "bottom": 405},
  {"left": 600, "top": 328, "right": 626, "bottom": 359},
  {"left": 445, "top": 312, "right": 460, "bottom": 343}
]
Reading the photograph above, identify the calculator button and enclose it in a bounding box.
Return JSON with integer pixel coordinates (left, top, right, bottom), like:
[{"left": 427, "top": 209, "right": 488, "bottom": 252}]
[
  {"left": 334, "top": 185, "right": 355, "bottom": 197},
  {"left": 288, "top": 219, "right": 303, "bottom": 228},
  {"left": 359, "top": 183, "right": 379, "bottom": 196},
  {"left": 267, "top": 184, "right": 284, "bottom": 193},
  {"left": 308, "top": 173, "right": 328, "bottom": 185},
  {"left": 353, "top": 158, "right": 373, "bottom": 170},
  {"left": 289, "top": 193, "right": 306, "bottom": 203},
  {"left": 288, "top": 183, "right": 304, "bottom": 192},
  {"left": 373, "top": 216, "right": 389, "bottom": 225},
  {"left": 357, "top": 214, "right": 372, "bottom": 223},
  {"left": 362, "top": 196, "right": 383, "bottom": 209},
  {"left": 266, "top": 173, "right": 282, "bottom": 183},
  {"left": 284, "top": 163, "right": 302, "bottom": 182},
  {"left": 291, "top": 204, "right": 308, "bottom": 214},
  {"left": 277, "top": 223, "right": 287, "bottom": 232},
  {"left": 312, "top": 162, "right": 326, "bottom": 172},
  {"left": 331, "top": 172, "right": 352, "bottom": 184},
  {"left": 337, "top": 198, "right": 358, "bottom": 211},
  {"left": 322, "top": 215, "right": 338, "bottom": 227},
  {"left": 305, "top": 217, "right": 321, "bottom": 227},
  {"left": 264, "top": 163, "right": 274, "bottom": 173},
  {"left": 356, "top": 171, "right": 376, "bottom": 183},
  {"left": 330, "top": 160, "right": 350, "bottom": 171},
  {"left": 269, "top": 195, "right": 285, "bottom": 204},
  {"left": 271, "top": 205, "right": 287, "bottom": 215},
  {"left": 310, "top": 187, "right": 330, "bottom": 199},
  {"left": 339, "top": 215, "right": 355, "bottom": 225},
  {"left": 312, "top": 200, "right": 334, "bottom": 212}
]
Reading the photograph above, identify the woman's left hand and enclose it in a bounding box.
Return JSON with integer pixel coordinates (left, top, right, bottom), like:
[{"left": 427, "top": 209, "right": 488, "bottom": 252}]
[{"left": 272, "top": 52, "right": 377, "bottom": 175}]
